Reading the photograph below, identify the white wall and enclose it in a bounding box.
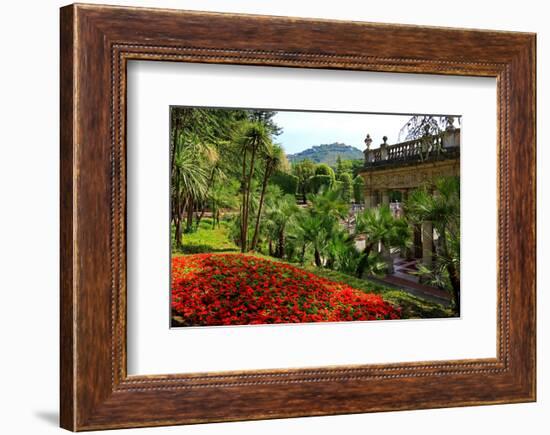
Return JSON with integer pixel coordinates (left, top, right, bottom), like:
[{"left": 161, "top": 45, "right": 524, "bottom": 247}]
[{"left": 0, "top": 0, "right": 546, "bottom": 434}]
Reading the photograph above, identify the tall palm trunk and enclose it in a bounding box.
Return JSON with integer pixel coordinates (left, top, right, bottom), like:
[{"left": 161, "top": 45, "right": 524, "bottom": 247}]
[
  {"left": 276, "top": 226, "right": 285, "bottom": 258},
  {"left": 170, "top": 109, "right": 190, "bottom": 180},
  {"left": 174, "top": 216, "right": 183, "bottom": 249},
  {"left": 439, "top": 225, "right": 460, "bottom": 314},
  {"left": 243, "top": 140, "right": 258, "bottom": 251},
  {"left": 314, "top": 248, "right": 322, "bottom": 267},
  {"left": 185, "top": 198, "right": 194, "bottom": 232},
  {"left": 447, "top": 263, "right": 461, "bottom": 315},
  {"left": 250, "top": 163, "right": 272, "bottom": 251},
  {"left": 195, "top": 169, "right": 217, "bottom": 228},
  {"left": 240, "top": 151, "right": 248, "bottom": 252},
  {"left": 173, "top": 197, "right": 185, "bottom": 249},
  {"left": 355, "top": 242, "right": 374, "bottom": 278}
]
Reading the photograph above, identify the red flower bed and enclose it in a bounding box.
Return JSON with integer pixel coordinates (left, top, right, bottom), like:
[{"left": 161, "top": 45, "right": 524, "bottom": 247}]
[{"left": 171, "top": 254, "right": 400, "bottom": 326}]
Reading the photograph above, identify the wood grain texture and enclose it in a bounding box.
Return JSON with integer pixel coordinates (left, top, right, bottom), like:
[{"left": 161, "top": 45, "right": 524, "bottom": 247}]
[{"left": 60, "top": 3, "right": 536, "bottom": 431}]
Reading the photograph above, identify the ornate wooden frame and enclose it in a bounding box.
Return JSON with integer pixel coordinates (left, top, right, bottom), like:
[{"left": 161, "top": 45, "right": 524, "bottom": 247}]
[{"left": 60, "top": 3, "right": 536, "bottom": 431}]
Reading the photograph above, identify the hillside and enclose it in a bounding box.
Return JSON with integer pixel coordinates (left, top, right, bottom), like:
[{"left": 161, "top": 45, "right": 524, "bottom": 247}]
[{"left": 287, "top": 142, "right": 364, "bottom": 165}]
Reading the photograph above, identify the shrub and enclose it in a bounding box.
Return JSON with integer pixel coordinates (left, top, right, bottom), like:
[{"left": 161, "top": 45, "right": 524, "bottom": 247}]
[
  {"left": 338, "top": 172, "right": 353, "bottom": 203},
  {"left": 353, "top": 175, "right": 364, "bottom": 204},
  {"left": 269, "top": 171, "right": 298, "bottom": 195},
  {"left": 308, "top": 174, "right": 333, "bottom": 194}
]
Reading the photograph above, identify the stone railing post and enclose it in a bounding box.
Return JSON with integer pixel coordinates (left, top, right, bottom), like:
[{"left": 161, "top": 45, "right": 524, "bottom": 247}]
[
  {"left": 380, "top": 136, "right": 388, "bottom": 160},
  {"left": 363, "top": 133, "right": 373, "bottom": 163},
  {"left": 443, "top": 128, "right": 460, "bottom": 148}
]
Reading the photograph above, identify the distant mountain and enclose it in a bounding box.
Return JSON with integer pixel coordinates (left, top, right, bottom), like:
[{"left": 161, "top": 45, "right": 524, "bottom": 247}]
[{"left": 287, "top": 142, "right": 364, "bottom": 166}]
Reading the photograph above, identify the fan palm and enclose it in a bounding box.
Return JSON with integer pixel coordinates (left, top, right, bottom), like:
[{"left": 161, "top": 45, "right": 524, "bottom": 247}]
[
  {"left": 354, "top": 205, "right": 411, "bottom": 277},
  {"left": 294, "top": 211, "right": 328, "bottom": 267},
  {"left": 406, "top": 176, "right": 460, "bottom": 311},
  {"left": 170, "top": 107, "right": 238, "bottom": 244},
  {"left": 264, "top": 192, "right": 299, "bottom": 258},
  {"left": 307, "top": 188, "right": 348, "bottom": 222},
  {"left": 171, "top": 145, "right": 209, "bottom": 247},
  {"left": 324, "top": 228, "right": 363, "bottom": 273}
]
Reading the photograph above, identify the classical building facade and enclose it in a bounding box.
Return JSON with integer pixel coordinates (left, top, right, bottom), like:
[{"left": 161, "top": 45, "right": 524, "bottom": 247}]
[{"left": 358, "top": 128, "right": 460, "bottom": 268}]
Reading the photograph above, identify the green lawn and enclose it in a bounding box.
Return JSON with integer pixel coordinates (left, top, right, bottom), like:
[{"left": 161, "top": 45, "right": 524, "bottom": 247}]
[
  {"left": 300, "top": 266, "right": 452, "bottom": 319},
  {"left": 173, "top": 221, "right": 452, "bottom": 319},
  {"left": 174, "top": 219, "right": 239, "bottom": 254}
]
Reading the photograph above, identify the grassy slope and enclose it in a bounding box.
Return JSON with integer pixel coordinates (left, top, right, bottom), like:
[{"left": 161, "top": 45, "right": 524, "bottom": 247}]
[
  {"left": 174, "top": 220, "right": 451, "bottom": 319},
  {"left": 301, "top": 266, "right": 452, "bottom": 319},
  {"left": 175, "top": 219, "right": 239, "bottom": 254}
]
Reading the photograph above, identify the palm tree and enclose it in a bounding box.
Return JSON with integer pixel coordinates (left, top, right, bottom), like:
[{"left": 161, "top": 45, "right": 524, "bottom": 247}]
[
  {"left": 208, "top": 180, "right": 239, "bottom": 228},
  {"left": 234, "top": 121, "right": 272, "bottom": 252},
  {"left": 354, "top": 205, "right": 411, "bottom": 278},
  {"left": 308, "top": 188, "right": 348, "bottom": 222},
  {"left": 292, "top": 188, "right": 349, "bottom": 267},
  {"left": 294, "top": 211, "right": 327, "bottom": 267},
  {"left": 171, "top": 146, "right": 209, "bottom": 248},
  {"left": 250, "top": 143, "right": 287, "bottom": 251},
  {"left": 264, "top": 193, "right": 299, "bottom": 258},
  {"left": 406, "top": 176, "right": 460, "bottom": 312},
  {"left": 170, "top": 107, "right": 241, "bottom": 241},
  {"left": 194, "top": 152, "right": 226, "bottom": 228},
  {"left": 324, "top": 228, "right": 360, "bottom": 273}
]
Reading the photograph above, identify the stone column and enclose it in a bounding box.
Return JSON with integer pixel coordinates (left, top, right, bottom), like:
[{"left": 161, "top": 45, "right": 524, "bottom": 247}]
[
  {"left": 380, "top": 136, "right": 389, "bottom": 160},
  {"left": 381, "top": 189, "right": 390, "bottom": 206},
  {"left": 421, "top": 220, "right": 433, "bottom": 267},
  {"left": 381, "top": 243, "right": 394, "bottom": 274},
  {"left": 364, "top": 188, "right": 374, "bottom": 209}
]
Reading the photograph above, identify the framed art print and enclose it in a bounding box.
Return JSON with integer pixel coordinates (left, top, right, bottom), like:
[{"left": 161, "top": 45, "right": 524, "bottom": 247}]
[{"left": 60, "top": 3, "right": 536, "bottom": 431}]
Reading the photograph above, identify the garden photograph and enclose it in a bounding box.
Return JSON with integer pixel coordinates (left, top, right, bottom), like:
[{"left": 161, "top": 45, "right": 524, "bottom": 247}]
[{"left": 170, "top": 107, "right": 461, "bottom": 327}]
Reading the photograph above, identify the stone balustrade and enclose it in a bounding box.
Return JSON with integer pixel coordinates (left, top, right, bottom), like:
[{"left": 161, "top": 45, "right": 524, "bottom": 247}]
[{"left": 363, "top": 129, "right": 460, "bottom": 168}]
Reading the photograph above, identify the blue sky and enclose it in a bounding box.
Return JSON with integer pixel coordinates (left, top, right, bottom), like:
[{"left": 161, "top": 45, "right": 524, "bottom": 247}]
[{"left": 272, "top": 111, "right": 414, "bottom": 155}]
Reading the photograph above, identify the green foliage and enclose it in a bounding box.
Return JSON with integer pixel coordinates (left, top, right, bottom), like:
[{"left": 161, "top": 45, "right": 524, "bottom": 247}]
[
  {"left": 170, "top": 107, "right": 243, "bottom": 242},
  {"left": 314, "top": 163, "right": 335, "bottom": 178},
  {"left": 405, "top": 176, "right": 461, "bottom": 311},
  {"left": 292, "top": 159, "right": 316, "bottom": 201},
  {"left": 350, "top": 159, "right": 365, "bottom": 178},
  {"left": 174, "top": 220, "right": 239, "bottom": 254},
  {"left": 296, "top": 189, "right": 349, "bottom": 267},
  {"left": 208, "top": 180, "right": 240, "bottom": 228},
  {"left": 292, "top": 159, "right": 316, "bottom": 180},
  {"left": 270, "top": 171, "right": 298, "bottom": 195},
  {"left": 169, "top": 106, "right": 458, "bottom": 318},
  {"left": 247, "top": 110, "right": 283, "bottom": 136},
  {"left": 307, "top": 174, "right": 333, "bottom": 194},
  {"left": 323, "top": 228, "right": 363, "bottom": 274},
  {"left": 263, "top": 190, "right": 300, "bottom": 258},
  {"left": 301, "top": 266, "right": 451, "bottom": 318},
  {"left": 354, "top": 205, "right": 411, "bottom": 277},
  {"left": 234, "top": 120, "right": 273, "bottom": 251},
  {"left": 335, "top": 156, "right": 360, "bottom": 179},
  {"left": 353, "top": 175, "right": 364, "bottom": 204},
  {"left": 337, "top": 172, "right": 353, "bottom": 203}
]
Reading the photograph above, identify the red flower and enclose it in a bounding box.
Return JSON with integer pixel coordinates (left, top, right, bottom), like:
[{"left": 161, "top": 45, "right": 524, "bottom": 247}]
[{"left": 171, "top": 254, "right": 401, "bottom": 327}]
